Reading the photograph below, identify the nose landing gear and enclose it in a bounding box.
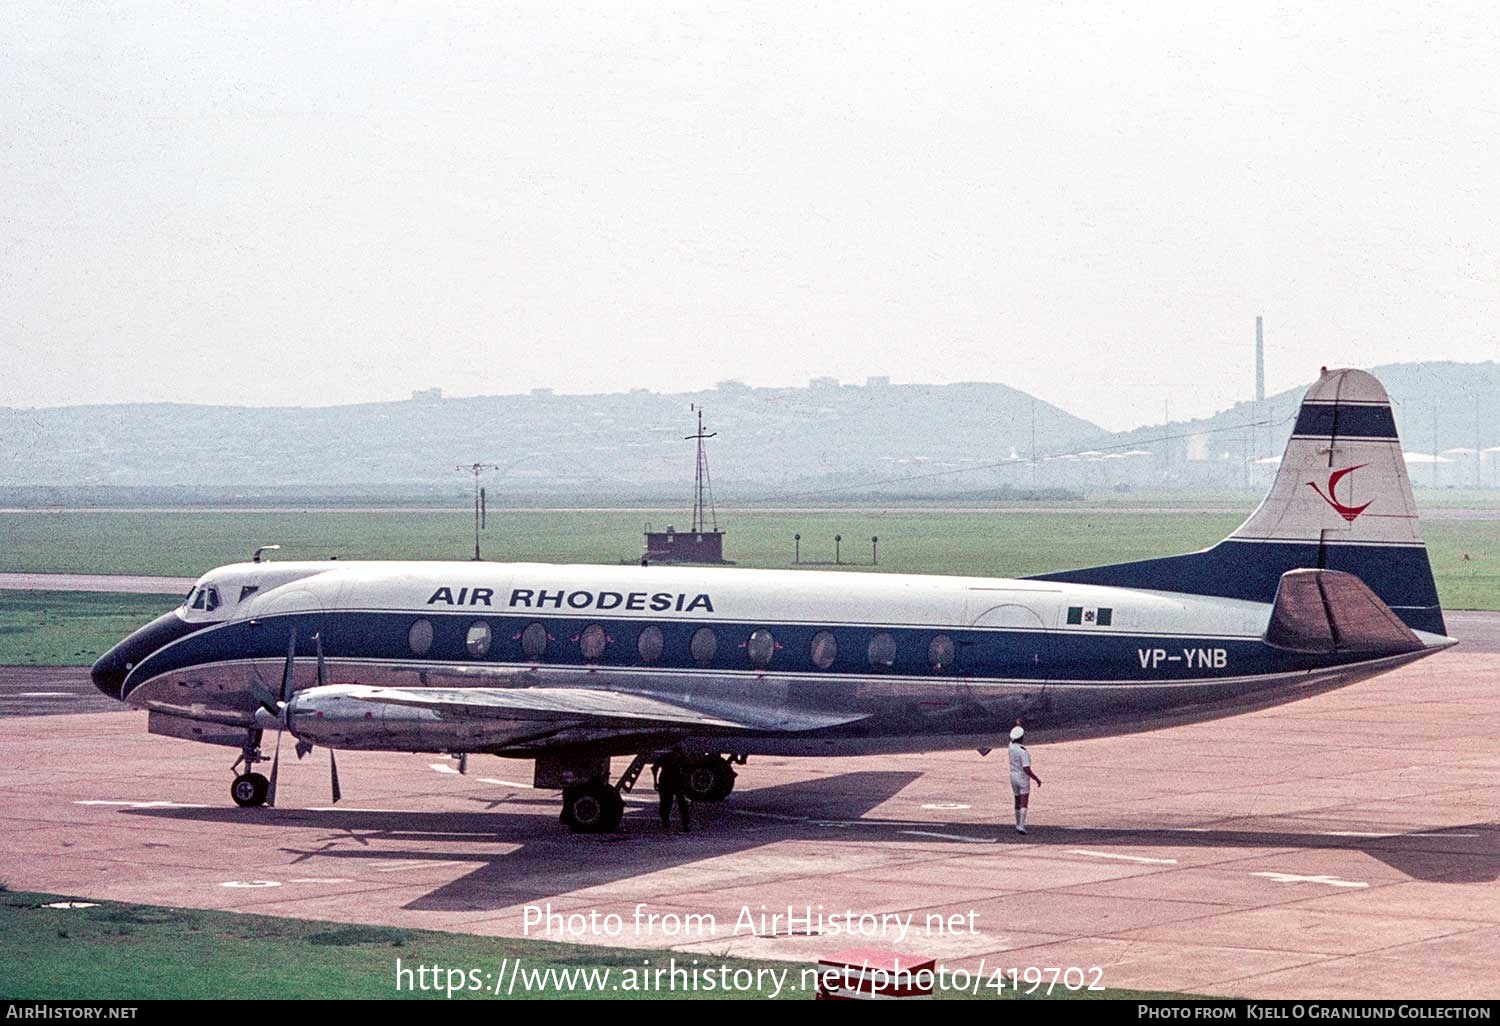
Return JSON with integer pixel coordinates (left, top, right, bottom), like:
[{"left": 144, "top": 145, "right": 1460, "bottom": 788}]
[
  {"left": 229, "top": 730, "right": 271, "bottom": 808},
  {"left": 231, "top": 772, "right": 270, "bottom": 807}
]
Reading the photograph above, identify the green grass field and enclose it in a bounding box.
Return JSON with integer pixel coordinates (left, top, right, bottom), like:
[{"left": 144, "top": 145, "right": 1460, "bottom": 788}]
[
  {"left": 2, "top": 507, "right": 1497, "bottom": 666},
  {"left": 0, "top": 891, "right": 1179, "bottom": 1000},
  {"left": 0, "top": 591, "right": 180, "bottom": 666}
]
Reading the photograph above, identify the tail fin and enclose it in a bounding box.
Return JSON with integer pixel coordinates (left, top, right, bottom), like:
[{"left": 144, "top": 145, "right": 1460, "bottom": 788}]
[{"left": 1031, "top": 368, "right": 1446, "bottom": 635}]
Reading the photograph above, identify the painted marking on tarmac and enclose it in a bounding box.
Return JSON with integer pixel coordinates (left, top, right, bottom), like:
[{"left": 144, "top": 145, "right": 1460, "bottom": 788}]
[
  {"left": 222, "top": 878, "right": 354, "bottom": 888},
  {"left": 1252, "top": 872, "right": 1369, "bottom": 889},
  {"left": 428, "top": 763, "right": 461, "bottom": 775},
  {"left": 902, "top": 830, "right": 998, "bottom": 844},
  {"left": 74, "top": 800, "right": 209, "bottom": 809},
  {"left": 287, "top": 878, "right": 354, "bottom": 885},
  {"left": 1406, "top": 832, "right": 1480, "bottom": 838},
  {"left": 1321, "top": 830, "right": 1481, "bottom": 839},
  {"left": 921, "top": 802, "right": 971, "bottom": 810},
  {"left": 1069, "top": 849, "right": 1178, "bottom": 865},
  {"left": 1073, "top": 825, "right": 1212, "bottom": 834},
  {"left": 478, "top": 778, "right": 532, "bottom": 789},
  {"left": 41, "top": 901, "right": 99, "bottom": 909},
  {"left": 11, "top": 692, "right": 76, "bottom": 698},
  {"left": 373, "top": 860, "right": 463, "bottom": 873},
  {"left": 307, "top": 806, "right": 397, "bottom": 812}
]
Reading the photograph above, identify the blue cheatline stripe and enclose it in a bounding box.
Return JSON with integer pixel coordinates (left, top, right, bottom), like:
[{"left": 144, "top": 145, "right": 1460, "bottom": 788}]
[
  {"left": 1292, "top": 402, "right": 1398, "bottom": 439},
  {"left": 1029, "top": 539, "right": 1445, "bottom": 636}
]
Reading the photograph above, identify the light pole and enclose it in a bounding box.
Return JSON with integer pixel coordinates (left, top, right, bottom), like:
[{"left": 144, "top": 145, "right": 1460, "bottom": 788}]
[{"left": 457, "top": 463, "right": 498, "bottom": 560}]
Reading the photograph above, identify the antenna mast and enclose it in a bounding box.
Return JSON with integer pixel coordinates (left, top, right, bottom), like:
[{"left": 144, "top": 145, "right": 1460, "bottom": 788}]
[{"left": 687, "top": 405, "right": 718, "bottom": 534}]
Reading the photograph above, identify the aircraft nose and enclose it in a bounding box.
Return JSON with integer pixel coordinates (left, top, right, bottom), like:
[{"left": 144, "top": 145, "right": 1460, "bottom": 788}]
[
  {"left": 90, "top": 609, "right": 204, "bottom": 702},
  {"left": 90, "top": 646, "right": 129, "bottom": 699}
]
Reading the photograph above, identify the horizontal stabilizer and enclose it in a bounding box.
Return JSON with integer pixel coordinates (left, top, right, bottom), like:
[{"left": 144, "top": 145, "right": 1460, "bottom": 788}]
[{"left": 1263, "top": 569, "right": 1425, "bottom": 656}]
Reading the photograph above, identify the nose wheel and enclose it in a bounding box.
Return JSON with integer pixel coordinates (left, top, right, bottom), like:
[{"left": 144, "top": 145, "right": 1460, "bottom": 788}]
[
  {"left": 231, "top": 772, "right": 270, "bottom": 808},
  {"left": 229, "top": 730, "right": 271, "bottom": 807}
]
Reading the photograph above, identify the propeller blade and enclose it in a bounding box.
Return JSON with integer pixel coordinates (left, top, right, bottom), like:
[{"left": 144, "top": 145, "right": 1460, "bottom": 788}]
[
  {"left": 250, "top": 681, "right": 279, "bottom": 717},
  {"left": 329, "top": 749, "right": 342, "bottom": 804},
  {"left": 314, "top": 631, "right": 328, "bottom": 687},
  {"left": 295, "top": 739, "right": 313, "bottom": 760},
  {"left": 458, "top": 752, "right": 468, "bottom": 775},
  {"left": 266, "top": 725, "right": 285, "bottom": 807},
  {"left": 280, "top": 626, "right": 298, "bottom": 703}
]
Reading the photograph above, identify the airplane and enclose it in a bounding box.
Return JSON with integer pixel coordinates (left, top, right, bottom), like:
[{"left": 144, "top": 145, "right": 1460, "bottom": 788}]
[{"left": 91, "top": 368, "right": 1454, "bottom": 833}]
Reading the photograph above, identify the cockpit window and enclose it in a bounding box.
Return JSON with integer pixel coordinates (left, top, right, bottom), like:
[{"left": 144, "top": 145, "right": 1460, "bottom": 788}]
[
  {"left": 238, "top": 585, "right": 259, "bottom": 603},
  {"left": 187, "top": 586, "right": 221, "bottom": 613}
]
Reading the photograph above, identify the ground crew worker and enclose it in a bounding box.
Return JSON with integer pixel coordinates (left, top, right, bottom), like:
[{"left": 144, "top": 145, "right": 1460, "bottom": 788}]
[
  {"left": 652, "top": 749, "right": 693, "bottom": 832},
  {"left": 1008, "top": 725, "right": 1041, "bottom": 833}
]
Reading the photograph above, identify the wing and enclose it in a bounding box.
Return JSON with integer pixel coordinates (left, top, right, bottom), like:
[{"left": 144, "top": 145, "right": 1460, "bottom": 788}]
[{"left": 337, "top": 685, "right": 865, "bottom": 734}]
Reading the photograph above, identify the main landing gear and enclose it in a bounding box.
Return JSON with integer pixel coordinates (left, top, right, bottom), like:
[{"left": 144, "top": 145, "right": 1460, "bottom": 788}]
[
  {"left": 560, "top": 779, "right": 624, "bottom": 834},
  {"left": 681, "top": 753, "right": 738, "bottom": 803},
  {"left": 557, "top": 752, "right": 742, "bottom": 834},
  {"left": 230, "top": 730, "right": 271, "bottom": 808}
]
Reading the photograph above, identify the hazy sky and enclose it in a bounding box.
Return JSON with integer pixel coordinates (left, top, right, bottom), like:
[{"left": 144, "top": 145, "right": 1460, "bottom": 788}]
[{"left": 3, "top": 2, "right": 1497, "bottom": 430}]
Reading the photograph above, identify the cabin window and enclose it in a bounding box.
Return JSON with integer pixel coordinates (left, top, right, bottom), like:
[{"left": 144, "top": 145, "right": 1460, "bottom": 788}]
[
  {"left": 1096, "top": 607, "right": 1113, "bottom": 626},
  {"left": 408, "top": 618, "right": 434, "bottom": 656},
  {"left": 690, "top": 627, "right": 718, "bottom": 666},
  {"left": 521, "top": 622, "right": 548, "bottom": 660},
  {"left": 809, "top": 630, "right": 838, "bottom": 670},
  {"left": 465, "top": 620, "right": 492, "bottom": 657},
  {"left": 867, "top": 632, "right": 897, "bottom": 668},
  {"left": 928, "top": 634, "right": 955, "bottom": 670},
  {"left": 579, "top": 623, "right": 607, "bottom": 661},
  {"left": 1066, "top": 606, "right": 1084, "bottom": 625},
  {"left": 637, "top": 625, "right": 664, "bottom": 663},
  {"left": 746, "top": 629, "right": 775, "bottom": 668}
]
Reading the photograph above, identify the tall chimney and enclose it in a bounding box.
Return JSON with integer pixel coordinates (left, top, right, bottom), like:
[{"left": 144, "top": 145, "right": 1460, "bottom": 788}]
[{"left": 1255, "top": 315, "right": 1265, "bottom": 402}]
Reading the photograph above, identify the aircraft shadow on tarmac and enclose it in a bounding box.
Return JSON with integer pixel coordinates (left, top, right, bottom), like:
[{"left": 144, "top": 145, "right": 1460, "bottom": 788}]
[{"left": 124, "top": 770, "right": 1498, "bottom": 912}]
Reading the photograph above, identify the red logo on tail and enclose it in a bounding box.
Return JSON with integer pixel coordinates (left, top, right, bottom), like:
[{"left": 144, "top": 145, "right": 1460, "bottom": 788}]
[{"left": 1308, "top": 465, "right": 1373, "bottom": 522}]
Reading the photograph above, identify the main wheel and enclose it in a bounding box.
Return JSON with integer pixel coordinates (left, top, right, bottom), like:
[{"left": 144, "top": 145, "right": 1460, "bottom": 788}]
[
  {"left": 682, "top": 754, "right": 735, "bottom": 803},
  {"left": 561, "top": 781, "right": 623, "bottom": 834},
  {"left": 230, "top": 772, "right": 270, "bottom": 808}
]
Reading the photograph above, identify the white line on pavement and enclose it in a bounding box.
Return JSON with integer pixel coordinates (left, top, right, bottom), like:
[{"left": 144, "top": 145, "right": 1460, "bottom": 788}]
[{"left": 1068, "top": 849, "right": 1178, "bottom": 864}]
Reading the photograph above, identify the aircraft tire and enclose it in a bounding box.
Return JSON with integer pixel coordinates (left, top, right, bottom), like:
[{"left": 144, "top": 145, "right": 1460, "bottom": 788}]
[
  {"left": 231, "top": 772, "right": 270, "bottom": 808},
  {"left": 562, "top": 782, "right": 623, "bottom": 833},
  {"left": 683, "top": 755, "right": 736, "bottom": 803}
]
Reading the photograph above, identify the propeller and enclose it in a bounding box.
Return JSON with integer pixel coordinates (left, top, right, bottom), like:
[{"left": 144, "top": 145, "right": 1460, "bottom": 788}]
[
  {"left": 265, "top": 627, "right": 297, "bottom": 807},
  {"left": 260, "top": 627, "right": 342, "bottom": 807}
]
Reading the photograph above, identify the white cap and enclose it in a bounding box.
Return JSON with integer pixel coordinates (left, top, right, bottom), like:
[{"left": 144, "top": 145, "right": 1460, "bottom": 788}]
[{"left": 1009, "top": 725, "right": 1025, "bottom": 741}]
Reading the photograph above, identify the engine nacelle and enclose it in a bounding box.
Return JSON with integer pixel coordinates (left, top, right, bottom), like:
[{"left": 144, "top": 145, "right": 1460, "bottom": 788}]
[{"left": 283, "top": 684, "right": 522, "bottom": 752}]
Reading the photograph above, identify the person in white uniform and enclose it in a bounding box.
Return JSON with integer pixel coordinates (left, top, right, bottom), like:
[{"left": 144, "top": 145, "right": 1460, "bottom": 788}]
[{"left": 1008, "top": 725, "right": 1042, "bottom": 834}]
